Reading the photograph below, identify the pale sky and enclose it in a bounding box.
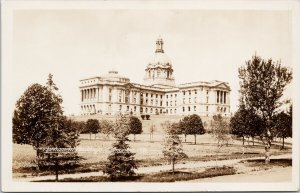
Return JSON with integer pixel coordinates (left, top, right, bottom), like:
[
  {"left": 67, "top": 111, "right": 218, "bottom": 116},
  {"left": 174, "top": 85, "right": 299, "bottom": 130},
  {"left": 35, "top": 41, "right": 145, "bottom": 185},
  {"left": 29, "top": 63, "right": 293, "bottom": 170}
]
[{"left": 12, "top": 10, "right": 292, "bottom": 115}]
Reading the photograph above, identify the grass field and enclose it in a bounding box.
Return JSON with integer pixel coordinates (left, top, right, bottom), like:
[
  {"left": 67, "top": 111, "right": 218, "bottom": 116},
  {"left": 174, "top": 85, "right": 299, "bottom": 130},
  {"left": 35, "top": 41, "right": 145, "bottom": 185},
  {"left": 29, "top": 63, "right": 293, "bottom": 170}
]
[{"left": 13, "top": 132, "right": 291, "bottom": 178}]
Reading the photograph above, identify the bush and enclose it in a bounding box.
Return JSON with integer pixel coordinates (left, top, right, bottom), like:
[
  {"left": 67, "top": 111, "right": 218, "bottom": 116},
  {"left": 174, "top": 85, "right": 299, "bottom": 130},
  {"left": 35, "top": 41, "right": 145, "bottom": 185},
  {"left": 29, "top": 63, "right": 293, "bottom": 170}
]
[
  {"left": 141, "top": 115, "right": 145, "bottom": 120},
  {"left": 146, "top": 114, "right": 150, "bottom": 120}
]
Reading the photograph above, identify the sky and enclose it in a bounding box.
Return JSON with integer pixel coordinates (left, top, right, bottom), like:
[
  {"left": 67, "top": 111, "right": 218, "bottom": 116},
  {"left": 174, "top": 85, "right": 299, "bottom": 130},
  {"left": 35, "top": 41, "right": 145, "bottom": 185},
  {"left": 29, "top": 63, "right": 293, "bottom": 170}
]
[{"left": 12, "top": 10, "right": 292, "bottom": 115}]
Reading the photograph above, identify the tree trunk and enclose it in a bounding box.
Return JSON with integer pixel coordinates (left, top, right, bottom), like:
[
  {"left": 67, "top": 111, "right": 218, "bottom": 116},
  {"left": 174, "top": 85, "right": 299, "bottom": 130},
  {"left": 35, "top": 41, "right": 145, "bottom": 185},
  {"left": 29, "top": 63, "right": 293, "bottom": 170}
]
[
  {"left": 36, "top": 148, "right": 40, "bottom": 176},
  {"left": 265, "top": 144, "right": 271, "bottom": 164},
  {"left": 252, "top": 136, "right": 255, "bottom": 146},
  {"left": 282, "top": 137, "right": 285, "bottom": 149},
  {"left": 172, "top": 158, "right": 175, "bottom": 174},
  {"left": 242, "top": 136, "right": 245, "bottom": 146},
  {"left": 194, "top": 134, "right": 197, "bottom": 145},
  {"left": 185, "top": 134, "right": 186, "bottom": 142},
  {"left": 55, "top": 159, "right": 59, "bottom": 182},
  {"left": 90, "top": 133, "right": 91, "bottom": 140}
]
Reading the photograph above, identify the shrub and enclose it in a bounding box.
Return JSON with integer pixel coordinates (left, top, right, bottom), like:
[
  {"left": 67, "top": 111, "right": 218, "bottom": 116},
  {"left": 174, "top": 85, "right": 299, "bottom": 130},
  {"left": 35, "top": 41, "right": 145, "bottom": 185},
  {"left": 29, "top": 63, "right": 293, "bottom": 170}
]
[
  {"left": 141, "top": 115, "right": 145, "bottom": 120},
  {"left": 146, "top": 114, "right": 150, "bottom": 120}
]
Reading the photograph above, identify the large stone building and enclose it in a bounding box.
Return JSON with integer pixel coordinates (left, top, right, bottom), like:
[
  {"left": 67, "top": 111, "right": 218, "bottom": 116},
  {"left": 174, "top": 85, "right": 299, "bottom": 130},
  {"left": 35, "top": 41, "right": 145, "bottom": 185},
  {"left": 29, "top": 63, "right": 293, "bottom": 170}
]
[{"left": 79, "top": 38, "right": 231, "bottom": 117}]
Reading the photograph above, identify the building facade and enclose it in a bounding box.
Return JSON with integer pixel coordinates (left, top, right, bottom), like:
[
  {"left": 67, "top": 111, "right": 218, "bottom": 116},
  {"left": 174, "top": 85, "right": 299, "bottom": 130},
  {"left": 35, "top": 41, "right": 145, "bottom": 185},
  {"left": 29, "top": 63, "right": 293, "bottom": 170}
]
[{"left": 79, "top": 38, "right": 231, "bottom": 116}]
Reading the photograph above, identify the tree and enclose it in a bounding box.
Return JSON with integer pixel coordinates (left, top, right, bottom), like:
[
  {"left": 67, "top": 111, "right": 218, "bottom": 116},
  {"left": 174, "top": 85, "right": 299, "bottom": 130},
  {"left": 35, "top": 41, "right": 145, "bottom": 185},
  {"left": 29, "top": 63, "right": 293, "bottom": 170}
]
[
  {"left": 211, "top": 114, "right": 231, "bottom": 166},
  {"left": 13, "top": 74, "right": 81, "bottom": 179},
  {"left": 13, "top": 83, "right": 63, "bottom": 168},
  {"left": 238, "top": 55, "right": 292, "bottom": 163},
  {"left": 162, "top": 121, "right": 187, "bottom": 173},
  {"left": 100, "top": 119, "right": 114, "bottom": 140},
  {"left": 129, "top": 116, "right": 143, "bottom": 142},
  {"left": 180, "top": 114, "right": 205, "bottom": 144},
  {"left": 149, "top": 123, "right": 156, "bottom": 142},
  {"left": 103, "top": 114, "right": 137, "bottom": 180},
  {"left": 40, "top": 116, "right": 81, "bottom": 181},
  {"left": 230, "top": 103, "right": 264, "bottom": 147},
  {"left": 85, "top": 119, "right": 101, "bottom": 140},
  {"left": 274, "top": 110, "right": 292, "bottom": 149}
]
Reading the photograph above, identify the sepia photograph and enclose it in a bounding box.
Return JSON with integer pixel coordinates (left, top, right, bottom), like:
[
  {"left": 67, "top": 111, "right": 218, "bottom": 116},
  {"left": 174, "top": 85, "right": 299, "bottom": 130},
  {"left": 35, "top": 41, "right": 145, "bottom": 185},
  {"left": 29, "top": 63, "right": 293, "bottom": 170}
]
[{"left": 1, "top": 0, "right": 299, "bottom": 192}]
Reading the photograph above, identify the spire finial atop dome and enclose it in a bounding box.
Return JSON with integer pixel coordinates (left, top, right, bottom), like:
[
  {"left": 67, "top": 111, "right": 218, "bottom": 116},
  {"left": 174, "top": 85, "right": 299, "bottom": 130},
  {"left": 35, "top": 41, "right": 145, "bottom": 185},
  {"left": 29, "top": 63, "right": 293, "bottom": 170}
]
[{"left": 155, "top": 36, "right": 164, "bottom": 53}]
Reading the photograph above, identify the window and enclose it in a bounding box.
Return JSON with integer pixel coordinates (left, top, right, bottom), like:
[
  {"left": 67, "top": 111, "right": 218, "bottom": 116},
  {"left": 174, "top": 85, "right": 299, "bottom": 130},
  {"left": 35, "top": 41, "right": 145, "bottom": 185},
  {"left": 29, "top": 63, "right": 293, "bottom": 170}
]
[
  {"left": 127, "top": 106, "right": 129, "bottom": 111},
  {"left": 175, "top": 94, "right": 177, "bottom": 98},
  {"left": 109, "top": 96, "right": 112, "bottom": 102},
  {"left": 183, "top": 98, "right": 185, "bottom": 104},
  {"left": 166, "top": 102, "right": 168, "bottom": 106},
  {"left": 146, "top": 99, "right": 148, "bottom": 104},
  {"left": 194, "top": 106, "right": 196, "bottom": 111},
  {"left": 183, "top": 91, "right": 186, "bottom": 95},
  {"left": 146, "top": 93, "right": 148, "bottom": 97},
  {"left": 134, "top": 106, "right": 136, "bottom": 111},
  {"left": 119, "top": 105, "right": 122, "bottom": 111},
  {"left": 171, "top": 94, "right": 173, "bottom": 98},
  {"left": 161, "top": 95, "right": 163, "bottom": 99},
  {"left": 195, "top": 90, "right": 197, "bottom": 94},
  {"left": 150, "top": 108, "right": 153, "bottom": 113},
  {"left": 146, "top": 108, "right": 148, "bottom": 113},
  {"left": 170, "top": 109, "right": 173, "bottom": 114},
  {"left": 189, "top": 98, "right": 191, "bottom": 103},
  {"left": 160, "top": 101, "right": 163, "bottom": 106},
  {"left": 206, "top": 106, "right": 208, "bottom": 111},
  {"left": 206, "top": 97, "right": 209, "bottom": 103},
  {"left": 166, "top": 95, "right": 168, "bottom": 99},
  {"left": 183, "top": 107, "right": 185, "bottom": 112},
  {"left": 151, "top": 99, "right": 153, "bottom": 105},
  {"left": 109, "top": 88, "right": 112, "bottom": 93},
  {"left": 151, "top": 94, "right": 153, "bottom": 98},
  {"left": 170, "top": 101, "right": 172, "bottom": 106},
  {"left": 175, "top": 109, "right": 177, "bottom": 114},
  {"left": 194, "top": 97, "right": 197, "bottom": 103},
  {"left": 189, "top": 90, "right": 191, "bottom": 95},
  {"left": 175, "top": 101, "right": 177, "bottom": 106},
  {"left": 207, "top": 90, "right": 209, "bottom": 95},
  {"left": 188, "top": 106, "right": 191, "bottom": 111},
  {"left": 156, "top": 94, "right": 158, "bottom": 98}
]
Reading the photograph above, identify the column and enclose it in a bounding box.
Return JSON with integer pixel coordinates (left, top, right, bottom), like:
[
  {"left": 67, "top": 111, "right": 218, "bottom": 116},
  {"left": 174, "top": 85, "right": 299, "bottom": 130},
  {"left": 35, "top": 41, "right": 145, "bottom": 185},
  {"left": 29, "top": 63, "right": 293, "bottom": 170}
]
[{"left": 224, "top": 92, "right": 226, "bottom": 104}]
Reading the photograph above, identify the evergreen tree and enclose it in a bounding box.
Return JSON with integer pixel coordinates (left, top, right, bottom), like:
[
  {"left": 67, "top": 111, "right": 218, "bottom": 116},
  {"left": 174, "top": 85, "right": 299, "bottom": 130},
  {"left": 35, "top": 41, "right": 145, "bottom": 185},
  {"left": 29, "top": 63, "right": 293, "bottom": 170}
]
[{"left": 103, "top": 114, "right": 137, "bottom": 180}]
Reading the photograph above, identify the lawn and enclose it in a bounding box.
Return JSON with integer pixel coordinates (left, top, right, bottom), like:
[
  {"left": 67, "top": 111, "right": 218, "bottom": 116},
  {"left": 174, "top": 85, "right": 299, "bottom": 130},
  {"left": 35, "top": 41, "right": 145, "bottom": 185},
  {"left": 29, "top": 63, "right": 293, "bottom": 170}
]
[{"left": 13, "top": 132, "right": 291, "bottom": 178}]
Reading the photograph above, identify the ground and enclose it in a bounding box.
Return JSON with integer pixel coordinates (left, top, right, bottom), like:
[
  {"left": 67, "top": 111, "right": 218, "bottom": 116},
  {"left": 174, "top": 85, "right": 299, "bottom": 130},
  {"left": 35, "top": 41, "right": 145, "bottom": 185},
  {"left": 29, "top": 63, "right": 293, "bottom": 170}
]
[{"left": 13, "top": 131, "right": 292, "bottom": 182}]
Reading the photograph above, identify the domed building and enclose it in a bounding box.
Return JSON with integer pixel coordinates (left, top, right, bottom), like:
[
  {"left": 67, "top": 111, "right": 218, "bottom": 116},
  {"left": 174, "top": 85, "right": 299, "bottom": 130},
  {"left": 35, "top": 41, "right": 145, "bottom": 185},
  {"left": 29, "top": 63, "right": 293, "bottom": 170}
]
[{"left": 79, "top": 37, "right": 231, "bottom": 117}]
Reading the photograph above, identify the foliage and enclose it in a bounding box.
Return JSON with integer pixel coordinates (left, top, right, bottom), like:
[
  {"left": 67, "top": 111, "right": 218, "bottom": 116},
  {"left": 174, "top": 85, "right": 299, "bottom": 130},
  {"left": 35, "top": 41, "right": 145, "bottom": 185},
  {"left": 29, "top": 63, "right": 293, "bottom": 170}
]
[
  {"left": 238, "top": 54, "right": 292, "bottom": 163},
  {"left": 100, "top": 119, "right": 114, "bottom": 138},
  {"left": 13, "top": 83, "right": 63, "bottom": 147},
  {"left": 85, "top": 119, "right": 101, "bottom": 140},
  {"left": 162, "top": 121, "right": 187, "bottom": 172},
  {"left": 273, "top": 109, "right": 292, "bottom": 149},
  {"left": 129, "top": 116, "right": 143, "bottom": 141},
  {"left": 179, "top": 114, "right": 205, "bottom": 144},
  {"left": 103, "top": 114, "right": 137, "bottom": 179},
  {"left": 230, "top": 103, "right": 264, "bottom": 146},
  {"left": 13, "top": 74, "right": 81, "bottom": 181},
  {"left": 141, "top": 115, "right": 145, "bottom": 120},
  {"left": 146, "top": 114, "right": 150, "bottom": 120},
  {"left": 211, "top": 114, "right": 231, "bottom": 165}
]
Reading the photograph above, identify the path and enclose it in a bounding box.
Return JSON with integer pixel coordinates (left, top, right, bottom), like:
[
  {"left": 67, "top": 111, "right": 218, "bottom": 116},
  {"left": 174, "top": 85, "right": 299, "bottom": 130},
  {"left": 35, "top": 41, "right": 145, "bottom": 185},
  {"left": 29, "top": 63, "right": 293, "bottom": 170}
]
[
  {"left": 188, "top": 166, "right": 292, "bottom": 182},
  {"left": 15, "top": 154, "right": 291, "bottom": 182}
]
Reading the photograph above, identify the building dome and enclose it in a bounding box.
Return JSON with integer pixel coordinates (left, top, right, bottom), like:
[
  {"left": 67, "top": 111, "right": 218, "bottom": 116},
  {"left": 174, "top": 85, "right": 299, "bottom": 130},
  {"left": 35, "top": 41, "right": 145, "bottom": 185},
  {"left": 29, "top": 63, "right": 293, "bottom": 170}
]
[
  {"left": 102, "top": 70, "right": 130, "bottom": 83},
  {"left": 148, "top": 52, "right": 172, "bottom": 68},
  {"left": 144, "top": 37, "right": 175, "bottom": 87}
]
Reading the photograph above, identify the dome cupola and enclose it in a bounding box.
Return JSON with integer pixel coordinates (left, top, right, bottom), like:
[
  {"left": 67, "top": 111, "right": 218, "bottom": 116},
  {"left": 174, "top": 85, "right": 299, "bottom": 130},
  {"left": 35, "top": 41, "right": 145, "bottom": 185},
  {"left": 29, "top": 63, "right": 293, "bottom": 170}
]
[{"left": 144, "top": 37, "right": 175, "bottom": 87}]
